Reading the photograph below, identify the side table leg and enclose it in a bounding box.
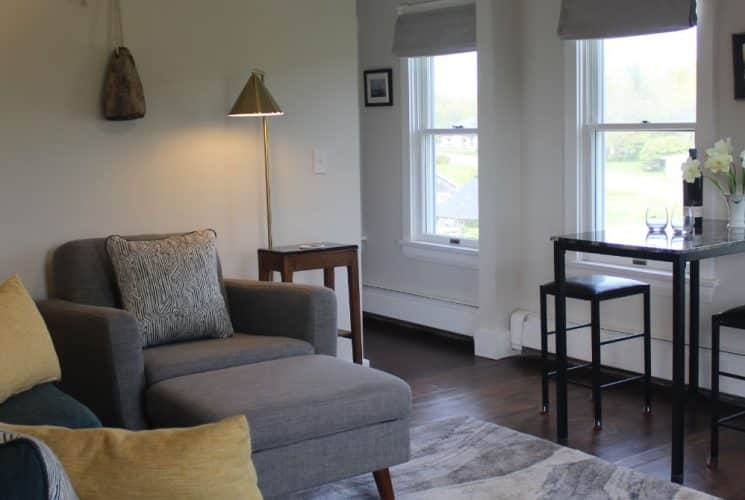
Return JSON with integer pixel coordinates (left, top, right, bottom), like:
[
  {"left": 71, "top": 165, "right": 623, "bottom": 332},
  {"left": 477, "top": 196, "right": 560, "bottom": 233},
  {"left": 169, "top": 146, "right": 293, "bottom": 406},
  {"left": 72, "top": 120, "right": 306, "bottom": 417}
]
[
  {"left": 324, "top": 267, "right": 336, "bottom": 290},
  {"left": 348, "top": 253, "right": 363, "bottom": 364},
  {"left": 280, "top": 263, "right": 293, "bottom": 283}
]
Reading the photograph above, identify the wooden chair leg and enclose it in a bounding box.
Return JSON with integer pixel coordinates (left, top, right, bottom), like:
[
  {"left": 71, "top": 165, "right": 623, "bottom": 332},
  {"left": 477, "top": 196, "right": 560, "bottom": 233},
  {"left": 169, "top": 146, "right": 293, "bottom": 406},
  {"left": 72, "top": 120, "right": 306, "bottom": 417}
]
[{"left": 373, "top": 468, "right": 395, "bottom": 500}]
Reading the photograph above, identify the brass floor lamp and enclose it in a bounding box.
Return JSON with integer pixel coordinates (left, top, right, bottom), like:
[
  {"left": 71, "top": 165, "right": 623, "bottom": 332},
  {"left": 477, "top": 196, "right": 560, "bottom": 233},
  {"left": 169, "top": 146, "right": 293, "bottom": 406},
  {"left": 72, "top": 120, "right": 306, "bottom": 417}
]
[{"left": 229, "top": 70, "right": 284, "bottom": 248}]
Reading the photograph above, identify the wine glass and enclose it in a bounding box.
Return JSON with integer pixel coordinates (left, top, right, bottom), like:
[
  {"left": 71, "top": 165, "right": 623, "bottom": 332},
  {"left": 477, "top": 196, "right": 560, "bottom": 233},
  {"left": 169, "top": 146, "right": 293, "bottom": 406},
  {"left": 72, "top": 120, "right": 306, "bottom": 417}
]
[{"left": 646, "top": 207, "right": 668, "bottom": 233}]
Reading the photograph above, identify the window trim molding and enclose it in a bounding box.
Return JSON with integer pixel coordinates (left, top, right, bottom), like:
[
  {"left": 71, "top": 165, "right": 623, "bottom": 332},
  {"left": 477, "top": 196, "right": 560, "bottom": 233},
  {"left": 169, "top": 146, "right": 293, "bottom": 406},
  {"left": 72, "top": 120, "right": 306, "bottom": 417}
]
[{"left": 402, "top": 53, "right": 480, "bottom": 254}]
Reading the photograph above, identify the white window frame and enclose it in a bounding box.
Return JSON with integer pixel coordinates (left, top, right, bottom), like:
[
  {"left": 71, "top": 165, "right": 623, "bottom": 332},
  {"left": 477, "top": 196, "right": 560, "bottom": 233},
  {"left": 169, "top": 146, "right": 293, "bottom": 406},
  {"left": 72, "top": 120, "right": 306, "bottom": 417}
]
[
  {"left": 573, "top": 36, "right": 696, "bottom": 271},
  {"left": 404, "top": 53, "right": 479, "bottom": 251}
]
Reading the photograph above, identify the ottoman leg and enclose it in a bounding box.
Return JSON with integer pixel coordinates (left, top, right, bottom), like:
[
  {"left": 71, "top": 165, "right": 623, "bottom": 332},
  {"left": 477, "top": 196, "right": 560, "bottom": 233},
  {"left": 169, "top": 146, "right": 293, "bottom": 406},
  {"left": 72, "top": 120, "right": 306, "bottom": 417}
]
[{"left": 373, "top": 468, "right": 395, "bottom": 500}]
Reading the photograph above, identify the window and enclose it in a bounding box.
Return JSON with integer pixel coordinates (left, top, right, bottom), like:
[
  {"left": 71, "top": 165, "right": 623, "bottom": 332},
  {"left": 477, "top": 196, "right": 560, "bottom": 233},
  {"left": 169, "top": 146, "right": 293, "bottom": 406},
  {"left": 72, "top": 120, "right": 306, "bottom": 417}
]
[
  {"left": 407, "top": 51, "right": 478, "bottom": 248},
  {"left": 576, "top": 28, "right": 696, "bottom": 266}
]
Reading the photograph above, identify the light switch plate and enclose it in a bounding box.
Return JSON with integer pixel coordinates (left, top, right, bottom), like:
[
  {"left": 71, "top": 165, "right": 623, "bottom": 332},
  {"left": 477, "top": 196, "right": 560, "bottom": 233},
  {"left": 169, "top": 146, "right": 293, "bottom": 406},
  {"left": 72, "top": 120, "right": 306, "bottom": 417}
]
[{"left": 312, "top": 148, "right": 328, "bottom": 174}]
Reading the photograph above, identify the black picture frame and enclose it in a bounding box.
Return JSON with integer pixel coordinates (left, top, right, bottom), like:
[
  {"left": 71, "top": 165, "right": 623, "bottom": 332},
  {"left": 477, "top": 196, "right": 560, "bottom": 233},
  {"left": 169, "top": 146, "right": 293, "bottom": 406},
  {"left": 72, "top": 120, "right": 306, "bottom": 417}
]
[
  {"left": 364, "top": 68, "right": 393, "bottom": 107},
  {"left": 733, "top": 33, "right": 745, "bottom": 100}
]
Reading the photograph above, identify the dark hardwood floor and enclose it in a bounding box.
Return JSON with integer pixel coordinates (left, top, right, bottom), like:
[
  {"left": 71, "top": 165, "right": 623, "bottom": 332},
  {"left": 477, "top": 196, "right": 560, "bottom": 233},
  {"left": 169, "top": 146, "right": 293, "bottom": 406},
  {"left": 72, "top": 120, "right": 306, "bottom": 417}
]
[{"left": 364, "top": 316, "right": 745, "bottom": 500}]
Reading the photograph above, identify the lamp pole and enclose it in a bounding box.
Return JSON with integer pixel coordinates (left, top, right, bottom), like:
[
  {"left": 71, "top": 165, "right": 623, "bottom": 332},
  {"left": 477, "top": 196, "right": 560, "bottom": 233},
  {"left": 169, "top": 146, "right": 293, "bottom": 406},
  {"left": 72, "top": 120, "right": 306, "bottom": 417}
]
[{"left": 262, "top": 116, "right": 273, "bottom": 248}]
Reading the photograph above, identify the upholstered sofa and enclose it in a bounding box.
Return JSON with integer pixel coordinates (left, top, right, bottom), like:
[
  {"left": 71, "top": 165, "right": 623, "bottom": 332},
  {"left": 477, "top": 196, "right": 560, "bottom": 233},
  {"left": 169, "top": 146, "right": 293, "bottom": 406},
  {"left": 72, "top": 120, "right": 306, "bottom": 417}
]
[{"left": 36, "top": 234, "right": 411, "bottom": 499}]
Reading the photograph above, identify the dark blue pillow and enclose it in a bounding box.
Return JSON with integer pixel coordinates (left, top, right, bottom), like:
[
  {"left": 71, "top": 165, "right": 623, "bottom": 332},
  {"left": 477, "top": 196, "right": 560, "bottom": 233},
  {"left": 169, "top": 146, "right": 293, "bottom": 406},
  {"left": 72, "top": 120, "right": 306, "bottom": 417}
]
[
  {"left": 0, "top": 439, "right": 47, "bottom": 500},
  {"left": 0, "top": 383, "right": 101, "bottom": 429},
  {"left": 0, "top": 429, "right": 78, "bottom": 499}
]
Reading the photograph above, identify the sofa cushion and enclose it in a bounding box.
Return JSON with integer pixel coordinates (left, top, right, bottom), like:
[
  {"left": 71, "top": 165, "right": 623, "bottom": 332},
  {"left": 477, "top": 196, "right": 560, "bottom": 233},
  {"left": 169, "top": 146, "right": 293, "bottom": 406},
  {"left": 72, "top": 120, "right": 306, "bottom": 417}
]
[
  {"left": 106, "top": 230, "right": 233, "bottom": 347},
  {"left": 146, "top": 355, "right": 412, "bottom": 453},
  {"left": 0, "top": 383, "right": 101, "bottom": 428},
  {"left": 143, "top": 333, "right": 314, "bottom": 385}
]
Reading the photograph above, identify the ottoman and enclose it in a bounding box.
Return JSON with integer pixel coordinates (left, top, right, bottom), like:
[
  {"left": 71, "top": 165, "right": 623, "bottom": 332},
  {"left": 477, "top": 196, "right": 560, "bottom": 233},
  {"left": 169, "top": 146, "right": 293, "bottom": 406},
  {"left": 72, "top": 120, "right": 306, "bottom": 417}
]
[{"left": 145, "top": 355, "right": 412, "bottom": 498}]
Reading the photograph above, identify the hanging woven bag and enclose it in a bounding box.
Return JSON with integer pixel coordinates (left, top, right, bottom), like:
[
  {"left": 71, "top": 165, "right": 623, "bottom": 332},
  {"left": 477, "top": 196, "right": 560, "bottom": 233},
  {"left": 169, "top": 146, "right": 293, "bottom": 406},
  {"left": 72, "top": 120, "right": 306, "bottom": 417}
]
[{"left": 102, "top": 0, "right": 145, "bottom": 120}]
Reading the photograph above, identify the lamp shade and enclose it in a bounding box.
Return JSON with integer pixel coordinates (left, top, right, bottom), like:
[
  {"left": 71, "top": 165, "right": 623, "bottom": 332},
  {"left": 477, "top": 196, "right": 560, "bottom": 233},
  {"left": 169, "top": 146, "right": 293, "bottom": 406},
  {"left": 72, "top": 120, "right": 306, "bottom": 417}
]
[{"left": 228, "top": 70, "right": 283, "bottom": 117}]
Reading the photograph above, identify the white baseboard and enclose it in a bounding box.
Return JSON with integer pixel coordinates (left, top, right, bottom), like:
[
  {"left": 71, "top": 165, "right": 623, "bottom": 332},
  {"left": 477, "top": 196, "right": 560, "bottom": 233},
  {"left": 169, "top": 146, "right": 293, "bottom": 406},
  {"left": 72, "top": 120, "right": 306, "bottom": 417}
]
[
  {"left": 362, "top": 284, "right": 477, "bottom": 337},
  {"left": 511, "top": 309, "right": 745, "bottom": 398}
]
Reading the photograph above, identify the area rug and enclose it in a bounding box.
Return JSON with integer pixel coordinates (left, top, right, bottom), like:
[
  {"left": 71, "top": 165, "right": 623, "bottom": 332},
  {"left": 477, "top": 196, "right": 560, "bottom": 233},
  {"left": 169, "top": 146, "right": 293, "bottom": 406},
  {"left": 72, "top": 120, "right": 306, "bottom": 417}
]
[{"left": 289, "top": 416, "right": 718, "bottom": 500}]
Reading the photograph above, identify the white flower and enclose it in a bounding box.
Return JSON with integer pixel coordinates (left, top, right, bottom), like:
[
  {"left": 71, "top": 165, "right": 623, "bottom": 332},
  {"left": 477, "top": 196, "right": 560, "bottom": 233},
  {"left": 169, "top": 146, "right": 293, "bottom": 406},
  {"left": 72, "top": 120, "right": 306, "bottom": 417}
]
[
  {"left": 740, "top": 149, "right": 745, "bottom": 166},
  {"left": 707, "top": 138, "right": 734, "bottom": 157},
  {"left": 681, "top": 158, "right": 701, "bottom": 183},
  {"left": 705, "top": 153, "right": 733, "bottom": 174}
]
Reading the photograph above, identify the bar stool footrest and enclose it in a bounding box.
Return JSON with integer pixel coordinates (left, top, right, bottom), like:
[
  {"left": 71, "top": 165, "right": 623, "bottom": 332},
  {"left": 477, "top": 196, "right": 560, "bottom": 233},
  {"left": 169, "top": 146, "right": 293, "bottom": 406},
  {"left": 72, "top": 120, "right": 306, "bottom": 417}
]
[
  {"left": 599, "top": 332, "right": 645, "bottom": 346},
  {"left": 545, "top": 323, "right": 592, "bottom": 336},
  {"left": 599, "top": 374, "right": 643, "bottom": 390},
  {"left": 546, "top": 362, "right": 592, "bottom": 378}
]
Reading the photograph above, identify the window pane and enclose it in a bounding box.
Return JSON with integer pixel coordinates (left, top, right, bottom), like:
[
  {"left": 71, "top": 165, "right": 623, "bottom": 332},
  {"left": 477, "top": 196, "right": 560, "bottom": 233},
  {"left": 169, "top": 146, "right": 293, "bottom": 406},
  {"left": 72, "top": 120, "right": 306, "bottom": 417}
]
[
  {"left": 433, "top": 52, "right": 478, "bottom": 129},
  {"left": 433, "top": 134, "right": 478, "bottom": 239},
  {"left": 602, "top": 28, "right": 696, "bottom": 123},
  {"left": 601, "top": 130, "right": 694, "bottom": 232}
]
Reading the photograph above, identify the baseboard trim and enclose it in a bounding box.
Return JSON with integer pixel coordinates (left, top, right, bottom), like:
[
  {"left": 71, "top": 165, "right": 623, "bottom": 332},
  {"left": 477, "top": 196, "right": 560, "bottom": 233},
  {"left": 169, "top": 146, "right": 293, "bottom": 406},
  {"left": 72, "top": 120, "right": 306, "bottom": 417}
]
[
  {"left": 362, "top": 285, "right": 477, "bottom": 337},
  {"left": 364, "top": 312, "right": 473, "bottom": 345}
]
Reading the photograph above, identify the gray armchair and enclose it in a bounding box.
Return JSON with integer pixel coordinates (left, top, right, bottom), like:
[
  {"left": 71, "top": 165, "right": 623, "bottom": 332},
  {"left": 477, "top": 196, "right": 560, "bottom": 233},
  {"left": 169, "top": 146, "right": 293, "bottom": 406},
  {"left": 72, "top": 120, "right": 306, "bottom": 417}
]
[
  {"left": 37, "top": 234, "right": 337, "bottom": 429},
  {"left": 38, "top": 234, "right": 411, "bottom": 499}
]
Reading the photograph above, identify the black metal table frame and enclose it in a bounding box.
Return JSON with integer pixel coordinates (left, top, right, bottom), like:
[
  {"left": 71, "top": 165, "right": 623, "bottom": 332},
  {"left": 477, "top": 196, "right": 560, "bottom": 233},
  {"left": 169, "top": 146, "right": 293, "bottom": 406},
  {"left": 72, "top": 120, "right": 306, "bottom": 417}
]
[{"left": 552, "top": 237, "right": 745, "bottom": 484}]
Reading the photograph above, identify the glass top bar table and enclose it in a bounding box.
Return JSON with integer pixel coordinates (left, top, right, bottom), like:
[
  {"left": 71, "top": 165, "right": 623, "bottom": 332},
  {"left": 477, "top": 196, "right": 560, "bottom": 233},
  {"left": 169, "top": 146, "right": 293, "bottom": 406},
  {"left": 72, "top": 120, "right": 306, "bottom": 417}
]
[{"left": 551, "top": 220, "right": 745, "bottom": 484}]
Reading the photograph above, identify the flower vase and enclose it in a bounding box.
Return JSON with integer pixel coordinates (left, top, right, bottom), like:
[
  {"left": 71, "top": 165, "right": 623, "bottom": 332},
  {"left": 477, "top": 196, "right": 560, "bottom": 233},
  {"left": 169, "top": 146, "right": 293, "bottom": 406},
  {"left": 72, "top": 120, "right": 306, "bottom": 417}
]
[{"left": 727, "top": 194, "right": 745, "bottom": 229}]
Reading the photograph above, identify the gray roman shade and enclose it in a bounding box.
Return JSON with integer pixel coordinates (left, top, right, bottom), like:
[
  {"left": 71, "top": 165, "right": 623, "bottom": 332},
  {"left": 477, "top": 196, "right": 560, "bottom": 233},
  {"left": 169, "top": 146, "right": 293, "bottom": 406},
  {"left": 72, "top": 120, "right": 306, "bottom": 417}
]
[
  {"left": 393, "top": 3, "right": 476, "bottom": 58},
  {"left": 558, "top": 0, "right": 697, "bottom": 40}
]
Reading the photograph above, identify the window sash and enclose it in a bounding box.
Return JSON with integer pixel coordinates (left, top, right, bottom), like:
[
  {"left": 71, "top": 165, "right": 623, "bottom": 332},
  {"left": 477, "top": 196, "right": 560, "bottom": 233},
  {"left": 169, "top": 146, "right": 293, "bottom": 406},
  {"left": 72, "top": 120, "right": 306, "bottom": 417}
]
[
  {"left": 408, "top": 56, "right": 479, "bottom": 248},
  {"left": 577, "top": 39, "right": 696, "bottom": 270}
]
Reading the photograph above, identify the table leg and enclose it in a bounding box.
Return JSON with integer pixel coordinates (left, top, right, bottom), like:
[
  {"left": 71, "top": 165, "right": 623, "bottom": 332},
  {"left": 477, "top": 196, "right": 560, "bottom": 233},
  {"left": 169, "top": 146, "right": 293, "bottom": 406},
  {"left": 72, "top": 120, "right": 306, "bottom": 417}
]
[
  {"left": 258, "top": 255, "right": 272, "bottom": 282},
  {"left": 324, "top": 267, "right": 336, "bottom": 290},
  {"left": 553, "top": 242, "right": 568, "bottom": 445},
  {"left": 689, "top": 260, "right": 700, "bottom": 395},
  {"left": 671, "top": 256, "right": 686, "bottom": 484},
  {"left": 347, "top": 253, "right": 363, "bottom": 365},
  {"left": 280, "top": 263, "right": 293, "bottom": 283}
]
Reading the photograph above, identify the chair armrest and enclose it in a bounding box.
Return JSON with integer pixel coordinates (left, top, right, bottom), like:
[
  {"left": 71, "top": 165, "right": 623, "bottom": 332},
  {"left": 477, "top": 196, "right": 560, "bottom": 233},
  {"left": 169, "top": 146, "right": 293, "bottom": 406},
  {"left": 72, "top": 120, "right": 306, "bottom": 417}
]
[
  {"left": 36, "top": 299, "right": 147, "bottom": 430},
  {"left": 224, "top": 280, "right": 338, "bottom": 357}
]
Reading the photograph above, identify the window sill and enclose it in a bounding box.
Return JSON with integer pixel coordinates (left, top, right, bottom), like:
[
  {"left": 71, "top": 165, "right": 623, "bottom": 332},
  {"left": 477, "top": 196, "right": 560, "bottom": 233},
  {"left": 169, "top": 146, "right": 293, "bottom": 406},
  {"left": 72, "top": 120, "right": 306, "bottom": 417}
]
[
  {"left": 568, "top": 259, "right": 719, "bottom": 302},
  {"left": 399, "top": 240, "right": 479, "bottom": 269}
]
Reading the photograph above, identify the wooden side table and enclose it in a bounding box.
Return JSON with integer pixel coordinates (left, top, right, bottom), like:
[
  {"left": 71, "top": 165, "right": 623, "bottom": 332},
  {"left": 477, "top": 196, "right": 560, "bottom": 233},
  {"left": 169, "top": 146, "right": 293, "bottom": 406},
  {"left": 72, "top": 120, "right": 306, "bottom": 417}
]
[{"left": 257, "top": 243, "right": 363, "bottom": 364}]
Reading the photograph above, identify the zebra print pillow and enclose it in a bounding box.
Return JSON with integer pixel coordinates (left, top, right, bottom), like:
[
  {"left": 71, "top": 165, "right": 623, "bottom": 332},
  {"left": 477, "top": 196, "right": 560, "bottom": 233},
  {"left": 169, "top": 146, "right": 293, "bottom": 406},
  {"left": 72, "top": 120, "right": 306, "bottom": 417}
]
[
  {"left": 106, "top": 230, "right": 233, "bottom": 347},
  {"left": 0, "top": 428, "right": 78, "bottom": 499}
]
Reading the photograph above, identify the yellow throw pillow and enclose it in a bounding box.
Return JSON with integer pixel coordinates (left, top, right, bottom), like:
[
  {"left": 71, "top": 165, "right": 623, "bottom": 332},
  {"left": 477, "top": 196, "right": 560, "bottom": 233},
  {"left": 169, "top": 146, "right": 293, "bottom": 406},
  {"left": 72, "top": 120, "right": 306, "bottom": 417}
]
[
  {"left": 3, "top": 415, "right": 263, "bottom": 500},
  {"left": 0, "top": 274, "right": 61, "bottom": 404}
]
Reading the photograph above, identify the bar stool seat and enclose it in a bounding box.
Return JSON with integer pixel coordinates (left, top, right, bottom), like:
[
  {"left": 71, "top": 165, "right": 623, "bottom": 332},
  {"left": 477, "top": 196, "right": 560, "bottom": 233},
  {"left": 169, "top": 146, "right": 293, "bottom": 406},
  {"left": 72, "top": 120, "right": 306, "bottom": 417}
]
[
  {"left": 713, "top": 306, "right": 745, "bottom": 329},
  {"left": 541, "top": 275, "right": 649, "bottom": 300},
  {"left": 540, "top": 274, "right": 652, "bottom": 429}
]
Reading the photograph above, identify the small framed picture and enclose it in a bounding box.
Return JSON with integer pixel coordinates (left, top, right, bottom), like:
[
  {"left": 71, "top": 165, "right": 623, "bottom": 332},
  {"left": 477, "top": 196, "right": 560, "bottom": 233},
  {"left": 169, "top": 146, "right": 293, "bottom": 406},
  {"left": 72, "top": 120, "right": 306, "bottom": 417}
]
[
  {"left": 733, "top": 33, "right": 745, "bottom": 99},
  {"left": 364, "top": 68, "right": 393, "bottom": 107}
]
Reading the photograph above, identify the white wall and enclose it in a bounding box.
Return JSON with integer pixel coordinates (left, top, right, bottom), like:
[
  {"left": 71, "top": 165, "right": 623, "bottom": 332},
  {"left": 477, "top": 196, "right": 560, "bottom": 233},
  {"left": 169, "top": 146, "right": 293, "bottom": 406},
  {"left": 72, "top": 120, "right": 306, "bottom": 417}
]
[
  {"left": 357, "top": 0, "right": 522, "bottom": 356},
  {"left": 474, "top": 0, "right": 522, "bottom": 358},
  {"left": 357, "top": 0, "right": 480, "bottom": 325},
  {"left": 0, "top": 0, "right": 361, "bottom": 330}
]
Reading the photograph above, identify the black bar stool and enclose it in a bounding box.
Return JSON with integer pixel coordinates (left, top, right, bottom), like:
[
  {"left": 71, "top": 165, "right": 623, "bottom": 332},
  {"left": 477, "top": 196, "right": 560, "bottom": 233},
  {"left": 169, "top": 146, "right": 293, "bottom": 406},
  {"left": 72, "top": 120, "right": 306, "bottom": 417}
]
[
  {"left": 710, "top": 307, "right": 745, "bottom": 465},
  {"left": 540, "top": 275, "right": 652, "bottom": 429}
]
